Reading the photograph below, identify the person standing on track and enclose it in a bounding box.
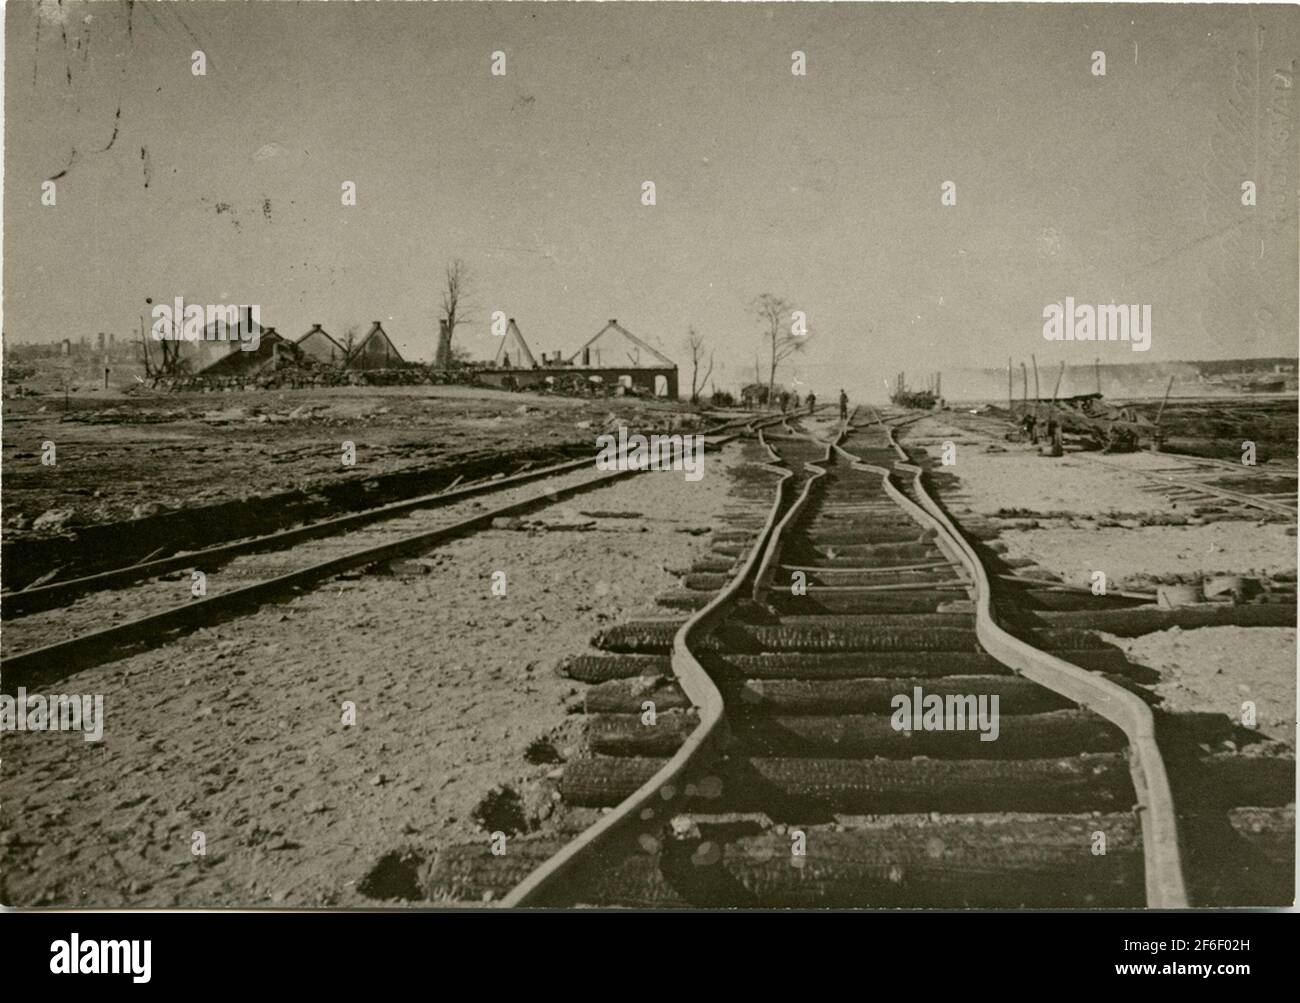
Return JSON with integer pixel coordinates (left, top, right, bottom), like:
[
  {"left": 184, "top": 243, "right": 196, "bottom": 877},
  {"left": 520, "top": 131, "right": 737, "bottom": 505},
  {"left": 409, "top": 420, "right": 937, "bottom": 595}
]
[
  {"left": 839, "top": 388, "right": 848, "bottom": 422},
  {"left": 807, "top": 391, "right": 817, "bottom": 415}
]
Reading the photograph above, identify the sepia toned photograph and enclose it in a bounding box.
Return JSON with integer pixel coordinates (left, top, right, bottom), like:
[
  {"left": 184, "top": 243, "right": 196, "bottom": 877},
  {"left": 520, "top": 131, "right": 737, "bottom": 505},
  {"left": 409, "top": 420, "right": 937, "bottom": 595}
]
[{"left": 1, "top": 0, "right": 1296, "bottom": 940}]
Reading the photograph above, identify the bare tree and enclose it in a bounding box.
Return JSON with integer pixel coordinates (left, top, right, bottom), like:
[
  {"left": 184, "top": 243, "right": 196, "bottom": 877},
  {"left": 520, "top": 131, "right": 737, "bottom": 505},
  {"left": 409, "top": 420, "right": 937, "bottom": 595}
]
[
  {"left": 340, "top": 325, "right": 362, "bottom": 367},
  {"left": 154, "top": 330, "right": 184, "bottom": 377},
  {"left": 754, "top": 293, "right": 806, "bottom": 406},
  {"left": 684, "top": 327, "right": 714, "bottom": 404},
  {"left": 140, "top": 305, "right": 185, "bottom": 378},
  {"left": 437, "top": 258, "right": 473, "bottom": 367}
]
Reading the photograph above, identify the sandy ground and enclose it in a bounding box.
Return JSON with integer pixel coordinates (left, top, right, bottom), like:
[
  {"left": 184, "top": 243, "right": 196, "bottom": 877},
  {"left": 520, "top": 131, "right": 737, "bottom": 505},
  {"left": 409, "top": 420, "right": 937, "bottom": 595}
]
[
  {"left": 994, "top": 524, "right": 1296, "bottom": 592},
  {"left": 917, "top": 441, "right": 1192, "bottom": 517},
  {"left": 1114, "top": 627, "right": 1296, "bottom": 745},
  {"left": 903, "top": 413, "right": 1296, "bottom": 753},
  {"left": 0, "top": 447, "right": 745, "bottom": 908},
  {"left": 907, "top": 415, "right": 1297, "bottom": 588}
]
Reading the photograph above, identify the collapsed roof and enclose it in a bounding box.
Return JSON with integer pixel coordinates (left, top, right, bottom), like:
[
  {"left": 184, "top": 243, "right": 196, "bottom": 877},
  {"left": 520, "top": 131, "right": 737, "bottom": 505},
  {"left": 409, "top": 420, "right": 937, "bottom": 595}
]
[{"left": 566, "top": 319, "right": 675, "bottom": 369}]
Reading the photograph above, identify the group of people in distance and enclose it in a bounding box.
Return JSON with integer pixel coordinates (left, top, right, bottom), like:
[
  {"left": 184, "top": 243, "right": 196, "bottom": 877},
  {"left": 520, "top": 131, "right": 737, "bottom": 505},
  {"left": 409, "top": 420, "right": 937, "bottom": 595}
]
[{"left": 777, "top": 387, "right": 849, "bottom": 421}]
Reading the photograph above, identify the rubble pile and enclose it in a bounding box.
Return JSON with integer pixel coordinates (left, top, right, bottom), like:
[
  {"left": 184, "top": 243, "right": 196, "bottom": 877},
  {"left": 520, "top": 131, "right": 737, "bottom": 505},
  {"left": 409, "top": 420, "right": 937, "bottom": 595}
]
[{"left": 147, "top": 365, "right": 483, "bottom": 393}]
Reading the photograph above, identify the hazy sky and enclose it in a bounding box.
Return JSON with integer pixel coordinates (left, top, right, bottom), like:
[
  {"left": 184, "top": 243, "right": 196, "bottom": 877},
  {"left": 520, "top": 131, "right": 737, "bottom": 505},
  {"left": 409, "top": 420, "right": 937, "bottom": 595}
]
[{"left": 4, "top": 2, "right": 1297, "bottom": 398}]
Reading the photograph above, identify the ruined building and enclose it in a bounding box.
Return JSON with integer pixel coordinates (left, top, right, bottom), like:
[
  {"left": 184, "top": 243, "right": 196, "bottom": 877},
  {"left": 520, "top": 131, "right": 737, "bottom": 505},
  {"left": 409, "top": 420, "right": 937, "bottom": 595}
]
[
  {"left": 477, "top": 318, "right": 678, "bottom": 398},
  {"left": 346, "top": 321, "right": 404, "bottom": 371},
  {"left": 191, "top": 327, "right": 294, "bottom": 378},
  {"left": 295, "top": 323, "right": 348, "bottom": 365},
  {"left": 494, "top": 318, "right": 538, "bottom": 369},
  {"left": 172, "top": 308, "right": 294, "bottom": 377}
]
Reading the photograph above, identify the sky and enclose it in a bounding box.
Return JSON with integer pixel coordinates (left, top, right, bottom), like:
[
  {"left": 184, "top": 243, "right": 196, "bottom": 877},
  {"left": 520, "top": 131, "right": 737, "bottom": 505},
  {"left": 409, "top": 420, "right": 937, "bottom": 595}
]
[{"left": 3, "top": 1, "right": 1298, "bottom": 400}]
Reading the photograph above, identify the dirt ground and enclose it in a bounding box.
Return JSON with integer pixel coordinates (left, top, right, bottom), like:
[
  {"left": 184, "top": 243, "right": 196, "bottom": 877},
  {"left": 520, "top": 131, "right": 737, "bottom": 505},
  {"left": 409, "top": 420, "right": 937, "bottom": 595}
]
[
  {"left": 1115, "top": 626, "right": 1296, "bottom": 745},
  {"left": 994, "top": 523, "right": 1296, "bottom": 592},
  {"left": 2, "top": 384, "right": 707, "bottom": 539},
  {"left": 0, "top": 447, "right": 745, "bottom": 908},
  {"left": 903, "top": 413, "right": 1296, "bottom": 752},
  {"left": 906, "top": 415, "right": 1297, "bottom": 587}
]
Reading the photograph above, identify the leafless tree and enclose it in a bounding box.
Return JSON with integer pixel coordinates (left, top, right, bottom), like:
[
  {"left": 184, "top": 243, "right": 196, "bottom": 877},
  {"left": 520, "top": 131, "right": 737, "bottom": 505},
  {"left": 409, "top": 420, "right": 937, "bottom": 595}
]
[
  {"left": 754, "top": 293, "right": 806, "bottom": 405},
  {"left": 437, "top": 258, "right": 473, "bottom": 367},
  {"left": 140, "top": 307, "right": 185, "bottom": 378},
  {"left": 684, "top": 327, "right": 714, "bottom": 404},
  {"left": 340, "top": 324, "right": 362, "bottom": 365},
  {"left": 147, "top": 326, "right": 184, "bottom": 377}
]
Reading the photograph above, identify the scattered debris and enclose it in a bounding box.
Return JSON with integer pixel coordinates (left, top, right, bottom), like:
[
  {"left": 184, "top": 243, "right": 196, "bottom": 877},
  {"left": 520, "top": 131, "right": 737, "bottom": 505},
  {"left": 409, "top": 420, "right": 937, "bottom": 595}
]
[
  {"left": 523, "top": 736, "right": 564, "bottom": 765},
  {"left": 357, "top": 850, "right": 425, "bottom": 902},
  {"left": 472, "top": 786, "right": 530, "bottom": 836}
]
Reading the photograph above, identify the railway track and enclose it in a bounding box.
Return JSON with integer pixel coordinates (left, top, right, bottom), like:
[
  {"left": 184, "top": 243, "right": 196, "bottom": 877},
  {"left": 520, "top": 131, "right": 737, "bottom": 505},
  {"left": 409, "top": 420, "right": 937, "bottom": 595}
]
[
  {"left": 0, "top": 412, "right": 782, "bottom": 693},
  {"left": 430, "top": 411, "right": 1191, "bottom": 908},
  {"left": 2, "top": 451, "right": 613, "bottom": 618},
  {"left": 2, "top": 411, "right": 778, "bottom": 617},
  {"left": 1077, "top": 453, "right": 1298, "bottom": 521}
]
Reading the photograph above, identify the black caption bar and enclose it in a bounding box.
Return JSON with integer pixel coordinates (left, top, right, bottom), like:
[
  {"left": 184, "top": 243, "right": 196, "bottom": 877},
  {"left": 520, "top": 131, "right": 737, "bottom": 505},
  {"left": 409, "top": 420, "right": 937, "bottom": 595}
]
[{"left": 1, "top": 909, "right": 1292, "bottom": 990}]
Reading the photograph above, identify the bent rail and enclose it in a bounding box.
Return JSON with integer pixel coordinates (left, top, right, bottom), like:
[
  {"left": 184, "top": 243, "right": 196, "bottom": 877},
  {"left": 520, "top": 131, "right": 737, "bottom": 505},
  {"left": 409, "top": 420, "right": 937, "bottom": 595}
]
[
  {"left": 750, "top": 422, "right": 847, "bottom": 602},
  {"left": 500, "top": 420, "right": 795, "bottom": 906},
  {"left": 857, "top": 409, "right": 1189, "bottom": 908}
]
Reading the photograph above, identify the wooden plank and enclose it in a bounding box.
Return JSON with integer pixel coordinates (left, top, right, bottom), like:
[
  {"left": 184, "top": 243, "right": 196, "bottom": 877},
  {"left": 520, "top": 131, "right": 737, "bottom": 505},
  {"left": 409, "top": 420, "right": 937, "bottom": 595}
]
[
  {"left": 588, "top": 709, "right": 1125, "bottom": 759},
  {"left": 428, "top": 815, "right": 1143, "bottom": 908},
  {"left": 561, "top": 753, "right": 1135, "bottom": 813}
]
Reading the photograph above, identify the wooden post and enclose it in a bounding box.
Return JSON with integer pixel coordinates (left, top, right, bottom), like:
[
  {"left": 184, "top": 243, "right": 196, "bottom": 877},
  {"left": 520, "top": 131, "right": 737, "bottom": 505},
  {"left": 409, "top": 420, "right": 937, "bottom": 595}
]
[
  {"left": 1020, "top": 362, "right": 1028, "bottom": 404},
  {"left": 1095, "top": 357, "right": 1102, "bottom": 395},
  {"left": 1155, "top": 374, "right": 1175, "bottom": 425},
  {"left": 1007, "top": 357, "right": 1013, "bottom": 411}
]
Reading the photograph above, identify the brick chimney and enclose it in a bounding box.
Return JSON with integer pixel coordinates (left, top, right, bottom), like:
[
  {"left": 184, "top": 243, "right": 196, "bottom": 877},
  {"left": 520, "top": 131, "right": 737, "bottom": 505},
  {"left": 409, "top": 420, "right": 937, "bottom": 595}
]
[{"left": 435, "top": 318, "right": 453, "bottom": 369}]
